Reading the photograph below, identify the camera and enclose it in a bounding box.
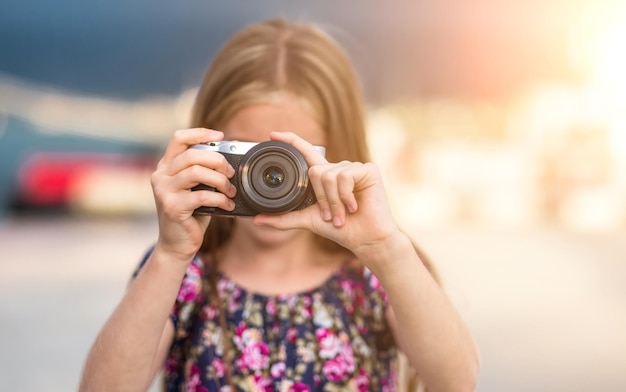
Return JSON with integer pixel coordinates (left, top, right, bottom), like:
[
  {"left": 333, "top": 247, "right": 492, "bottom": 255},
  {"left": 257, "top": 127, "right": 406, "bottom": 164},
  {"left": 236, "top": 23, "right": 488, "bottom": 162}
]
[{"left": 191, "top": 140, "right": 325, "bottom": 216}]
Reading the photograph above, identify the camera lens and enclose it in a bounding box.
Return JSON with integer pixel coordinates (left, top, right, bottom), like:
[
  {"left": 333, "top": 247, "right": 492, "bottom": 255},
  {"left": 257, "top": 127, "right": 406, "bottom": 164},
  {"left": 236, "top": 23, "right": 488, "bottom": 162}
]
[
  {"left": 239, "top": 141, "right": 310, "bottom": 213},
  {"left": 263, "top": 166, "right": 284, "bottom": 188}
]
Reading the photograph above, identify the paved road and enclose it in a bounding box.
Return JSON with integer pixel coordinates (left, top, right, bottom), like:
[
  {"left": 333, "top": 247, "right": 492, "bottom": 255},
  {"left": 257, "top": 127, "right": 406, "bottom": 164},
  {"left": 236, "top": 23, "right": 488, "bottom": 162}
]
[{"left": 1, "top": 217, "right": 625, "bottom": 391}]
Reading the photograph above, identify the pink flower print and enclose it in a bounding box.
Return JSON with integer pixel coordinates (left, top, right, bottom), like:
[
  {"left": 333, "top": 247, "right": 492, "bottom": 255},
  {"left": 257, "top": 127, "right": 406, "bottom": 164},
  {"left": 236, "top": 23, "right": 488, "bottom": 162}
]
[
  {"left": 286, "top": 327, "right": 298, "bottom": 343},
  {"left": 353, "top": 369, "right": 370, "bottom": 392},
  {"left": 278, "top": 293, "right": 297, "bottom": 309},
  {"left": 188, "top": 261, "right": 202, "bottom": 277},
  {"left": 322, "top": 358, "right": 345, "bottom": 382},
  {"left": 236, "top": 343, "right": 270, "bottom": 372},
  {"left": 216, "top": 277, "right": 231, "bottom": 295},
  {"left": 201, "top": 304, "right": 218, "bottom": 320},
  {"left": 339, "top": 343, "right": 356, "bottom": 373},
  {"left": 292, "top": 382, "right": 311, "bottom": 392},
  {"left": 228, "top": 288, "right": 242, "bottom": 313},
  {"left": 253, "top": 374, "right": 273, "bottom": 391},
  {"left": 340, "top": 279, "right": 354, "bottom": 299},
  {"left": 266, "top": 299, "right": 277, "bottom": 315},
  {"left": 178, "top": 275, "right": 200, "bottom": 302},
  {"left": 241, "top": 327, "right": 263, "bottom": 347},
  {"left": 300, "top": 305, "right": 312, "bottom": 318},
  {"left": 316, "top": 329, "right": 341, "bottom": 359},
  {"left": 304, "top": 297, "right": 314, "bottom": 318},
  {"left": 211, "top": 358, "right": 225, "bottom": 378},
  {"left": 368, "top": 272, "right": 381, "bottom": 290},
  {"left": 186, "top": 364, "right": 208, "bottom": 392},
  {"left": 234, "top": 322, "right": 248, "bottom": 347},
  {"left": 368, "top": 271, "right": 388, "bottom": 303},
  {"left": 320, "top": 338, "right": 356, "bottom": 383},
  {"left": 270, "top": 361, "right": 286, "bottom": 378}
]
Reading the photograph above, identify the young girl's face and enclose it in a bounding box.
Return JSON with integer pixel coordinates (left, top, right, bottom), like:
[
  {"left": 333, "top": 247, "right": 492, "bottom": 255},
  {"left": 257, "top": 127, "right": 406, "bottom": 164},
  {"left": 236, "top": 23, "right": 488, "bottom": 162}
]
[{"left": 222, "top": 91, "right": 326, "bottom": 246}]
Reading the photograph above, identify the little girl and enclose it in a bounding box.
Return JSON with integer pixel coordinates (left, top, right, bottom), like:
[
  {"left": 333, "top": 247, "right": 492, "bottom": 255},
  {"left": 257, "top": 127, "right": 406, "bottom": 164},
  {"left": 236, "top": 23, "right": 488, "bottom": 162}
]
[{"left": 80, "top": 18, "right": 479, "bottom": 392}]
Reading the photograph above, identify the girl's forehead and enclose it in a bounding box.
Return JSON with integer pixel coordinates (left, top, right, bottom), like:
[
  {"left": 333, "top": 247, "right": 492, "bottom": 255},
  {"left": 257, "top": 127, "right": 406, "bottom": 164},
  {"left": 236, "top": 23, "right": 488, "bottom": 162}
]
[{"left": 223, "top": 95, "right": 326, "bottom": 146}]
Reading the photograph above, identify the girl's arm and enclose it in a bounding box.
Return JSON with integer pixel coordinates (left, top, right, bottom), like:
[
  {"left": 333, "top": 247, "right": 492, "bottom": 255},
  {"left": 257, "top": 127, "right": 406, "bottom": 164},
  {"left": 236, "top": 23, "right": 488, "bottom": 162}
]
[
  {"left": 364, "top": 233, "right": 480, "bottom": 392},
  {"left": 80, "top": 128, "right": 236, "bottom": 391}
]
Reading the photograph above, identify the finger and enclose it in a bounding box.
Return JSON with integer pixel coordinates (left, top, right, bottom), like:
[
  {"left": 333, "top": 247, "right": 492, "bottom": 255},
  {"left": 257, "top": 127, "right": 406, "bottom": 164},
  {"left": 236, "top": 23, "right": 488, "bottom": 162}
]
[
  {"left": 161, "top": 128, "right": 224, "bottom": 165},
  {"left": 269, "top": 132, "right": 328, "bottom": 166},
  {"left": 166, "top": 148, "right": 235, "bottom": 179},
  {"left": 320, "top": 165, "right": 348, "bottom": 228},
  {"left": 188, "top": 189, "right": 236, "bottom": 212},
  {"left": 157, "top": 189, "right": 235, "bottom": 219},
  {"left": 166, "top": 190, "right": 235, "bottom": 214},
  {"left": 336, "top": 165, "right": 359, "bottom": 214},
  {"left": 308, "top": 164, "right": 333, "bottom": 222},
  {"left": 171, "top": 165, "right": 236, "bottom": 198},
  {"left": 253, "top": 206, "right": 316, "bottom": 231}
]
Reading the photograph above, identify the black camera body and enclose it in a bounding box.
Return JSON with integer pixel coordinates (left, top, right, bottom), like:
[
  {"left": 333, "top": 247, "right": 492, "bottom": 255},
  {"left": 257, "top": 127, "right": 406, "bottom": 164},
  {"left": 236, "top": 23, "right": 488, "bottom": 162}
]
[{"left": 191, "top": 140, "right": 325, "bottom": 216}]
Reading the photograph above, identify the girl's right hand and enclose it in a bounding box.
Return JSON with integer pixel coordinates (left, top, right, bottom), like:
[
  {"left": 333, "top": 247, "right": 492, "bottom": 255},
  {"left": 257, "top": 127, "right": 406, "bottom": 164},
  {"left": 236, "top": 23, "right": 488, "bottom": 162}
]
[{"left": 150, "top": 128, "right": 237, "bottom": 262}]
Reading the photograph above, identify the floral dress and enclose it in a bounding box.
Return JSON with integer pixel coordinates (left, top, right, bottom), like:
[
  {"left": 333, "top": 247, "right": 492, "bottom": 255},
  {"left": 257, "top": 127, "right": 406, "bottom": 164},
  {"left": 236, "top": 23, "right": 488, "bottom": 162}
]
[{"left": 138, "top": 254, "right": 397, "bottom": 392}]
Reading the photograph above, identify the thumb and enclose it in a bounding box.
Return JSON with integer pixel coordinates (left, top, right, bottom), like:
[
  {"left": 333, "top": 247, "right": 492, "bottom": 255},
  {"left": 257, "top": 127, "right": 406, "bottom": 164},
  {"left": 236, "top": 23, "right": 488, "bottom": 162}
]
[
  {"left": 253, "top": 208, "right": 314, "bottom": 231},
  {"left": 195, "top": 214, "right": 212, "bottom": 232}
]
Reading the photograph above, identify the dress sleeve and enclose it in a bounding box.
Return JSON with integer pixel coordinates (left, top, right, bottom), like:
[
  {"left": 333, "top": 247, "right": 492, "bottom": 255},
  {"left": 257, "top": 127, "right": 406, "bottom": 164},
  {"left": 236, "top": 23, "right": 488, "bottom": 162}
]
[
  {"left": 131, "top": 248, "right": 205, "bottom": 332},
  {"left": 363, "top": 267, "right": 390, "bottom": 328},
  {"left": 363, "top": 267, "right": 396, "bottom": 353}
]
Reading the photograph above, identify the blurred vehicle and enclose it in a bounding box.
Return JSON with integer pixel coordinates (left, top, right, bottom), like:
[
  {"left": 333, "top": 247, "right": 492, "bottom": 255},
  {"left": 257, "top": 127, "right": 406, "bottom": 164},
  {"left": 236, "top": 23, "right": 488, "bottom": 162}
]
[{"left": 0, "top": 115, "right": 160, "bottom": 217}]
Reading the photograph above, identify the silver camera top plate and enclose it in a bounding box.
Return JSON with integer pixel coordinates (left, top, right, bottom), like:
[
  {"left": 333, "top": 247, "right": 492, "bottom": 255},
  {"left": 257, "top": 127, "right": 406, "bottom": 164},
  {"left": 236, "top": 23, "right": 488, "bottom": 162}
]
[
  {"left": 192, "top": 141, "right": 257, "bottom": 155},
  {"left": 192, "top": 141, "right": 326, "bottom": 156}
]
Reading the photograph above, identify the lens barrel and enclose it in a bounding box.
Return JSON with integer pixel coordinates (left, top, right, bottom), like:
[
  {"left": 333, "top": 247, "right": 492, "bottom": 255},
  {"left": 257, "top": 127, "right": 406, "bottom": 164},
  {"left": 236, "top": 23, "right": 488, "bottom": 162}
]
[{"left": 239, "top": 141, "right": 310, "bottom": 213}]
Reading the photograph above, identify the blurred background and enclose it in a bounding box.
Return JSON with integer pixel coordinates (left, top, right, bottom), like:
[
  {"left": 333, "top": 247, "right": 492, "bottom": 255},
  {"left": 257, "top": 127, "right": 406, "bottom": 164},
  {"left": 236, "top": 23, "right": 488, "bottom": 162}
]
[{"left": 1, "top": 0, "right": 625, "bottom": 391}]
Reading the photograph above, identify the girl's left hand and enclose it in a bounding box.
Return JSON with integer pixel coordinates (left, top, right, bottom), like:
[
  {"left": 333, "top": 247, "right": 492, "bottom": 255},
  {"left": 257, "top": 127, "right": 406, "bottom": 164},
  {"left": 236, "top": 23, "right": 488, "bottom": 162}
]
[{"left": 253, "top": 132, "right": 402, "bottom": 260}]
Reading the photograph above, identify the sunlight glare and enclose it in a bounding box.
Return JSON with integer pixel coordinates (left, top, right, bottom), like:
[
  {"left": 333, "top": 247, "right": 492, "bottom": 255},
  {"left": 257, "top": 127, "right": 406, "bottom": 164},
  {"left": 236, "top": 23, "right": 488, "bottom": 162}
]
[{"left": 589, "top": 8, "right": 626, "bottom": 160}]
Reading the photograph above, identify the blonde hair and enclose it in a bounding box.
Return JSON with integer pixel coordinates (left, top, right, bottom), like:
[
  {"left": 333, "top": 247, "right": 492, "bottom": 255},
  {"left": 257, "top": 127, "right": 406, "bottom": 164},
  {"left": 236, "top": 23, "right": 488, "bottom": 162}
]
[{"left": 191, "top": 18, "right": 369, "bottom": 164}]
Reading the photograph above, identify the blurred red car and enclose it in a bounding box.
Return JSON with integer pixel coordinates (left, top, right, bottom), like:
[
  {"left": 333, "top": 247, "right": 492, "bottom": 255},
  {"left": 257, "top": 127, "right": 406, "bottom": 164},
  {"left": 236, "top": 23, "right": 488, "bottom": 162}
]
[
  {"left": 0, "top": 116, "right": 160, "bottom": 216},
  {"left": 17, "top": 152, "right": 156, "bottom": 213}
]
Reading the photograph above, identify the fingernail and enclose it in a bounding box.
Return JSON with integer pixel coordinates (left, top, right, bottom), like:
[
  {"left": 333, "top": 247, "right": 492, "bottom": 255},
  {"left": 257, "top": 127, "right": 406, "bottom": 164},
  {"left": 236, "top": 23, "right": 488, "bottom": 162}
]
[
  {"left": 229, "top": 184, "right": 237, "bottom": 197},
  {"left": 228, "top": 165, "right": 235, "bottom": 177},
  {"left": 333, "top": 216, "right": 342, "bottom": 227},
  {"left": 323, "top": 209, "right": 332, "bottom": 221},
  {"left": 228, "top": 200, "right": 236, "bottom": 210}
]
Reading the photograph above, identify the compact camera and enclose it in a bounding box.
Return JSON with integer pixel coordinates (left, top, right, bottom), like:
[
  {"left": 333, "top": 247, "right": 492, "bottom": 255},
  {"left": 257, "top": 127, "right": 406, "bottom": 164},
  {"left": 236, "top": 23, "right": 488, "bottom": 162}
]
[{"left": 191, "top": 140, "right": 325, "bottom": 216}]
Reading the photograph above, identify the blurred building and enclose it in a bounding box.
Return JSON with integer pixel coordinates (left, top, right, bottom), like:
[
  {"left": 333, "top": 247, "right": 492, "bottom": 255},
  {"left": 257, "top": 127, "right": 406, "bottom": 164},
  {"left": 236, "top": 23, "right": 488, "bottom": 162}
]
[{"left": 369, "top": 90, "right": 626, "bottom": 232}]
